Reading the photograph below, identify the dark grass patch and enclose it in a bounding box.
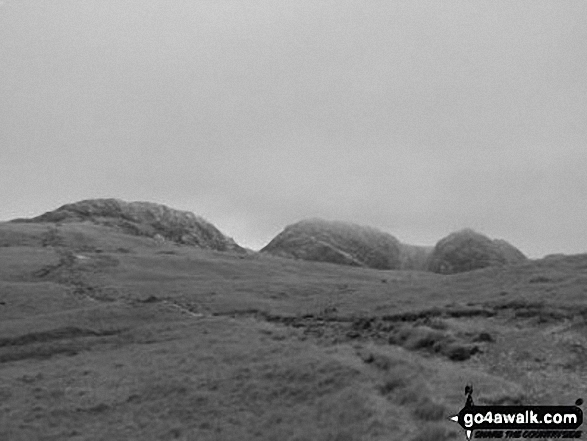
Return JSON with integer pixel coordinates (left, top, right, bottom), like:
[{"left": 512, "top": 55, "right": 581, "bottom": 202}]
[
  {"left": 423, "top": 317, "right": 449, "bottom": 330},
  {"left": 485, "top": 299, "right": 576, "bottom": 322},
  {"left": 358, "top": 351, "right": 398, "bottom": 371},
  {"left": 401, "top": 326, "right": 448, "bottom": 351},
  {"left": 379, "top": 305, "right": 496, "bottom": 322},
  {"left": 0, "top": 346, "right": 81, "bottom": 363},
  {"left": 379, "top": 370, "right": 412, "bottom": 396},
  {"left": 529, "top": 275, "right": 555, "bottom": 283},
  {"left": 440, "top": 343, "right": 480, "bottom": 361},
  {"left": 446, "top": 307, "right": 495, "bottom": 318},
  {"left": 0, "top": 327, "right": 121, "bottom": 347},
  {"left": 379, "top": 376, "right": 409, "bottom": 395},
  {"left": 472, "top": 332, "right": 494, "bottom": 343},
  {"left": 412, "top": 396, "right": 446, "bottom": 421},
  {"left": 385, "top": 324, "right": 480, "bottom": 361},
  {"left": 376, "top": 362, "right": 419, "bottom": 401},
  {"left": 0, "top": 327, "right": 124, "bottom": 363},
  {"left": 381, "top": 308, "right": 444, "bottom": 322},
  {"left": 76, "top": 403, "right": 110, "bottom": 414},
  {"left": 227, "top": 310, "right": 487, "bottom": 361}
]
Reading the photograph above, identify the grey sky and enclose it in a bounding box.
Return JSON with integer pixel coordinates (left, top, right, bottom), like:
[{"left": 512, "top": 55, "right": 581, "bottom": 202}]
[{"left": 1, "top": 0, "right": 586, "bottom": 257}]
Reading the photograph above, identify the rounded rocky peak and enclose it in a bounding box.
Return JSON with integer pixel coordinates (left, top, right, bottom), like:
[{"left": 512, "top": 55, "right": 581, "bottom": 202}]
[
  {"left": 32, "top": 199, "right": 201, "bottom": 224},
  {"left": 427, "top": 228, "right": 526, "bottom": 274},
  {"left": 19, "top": 198, "right": 243, "bottom": 252},
  {"left": 261, "top": 218, "right": 402, "bottom": 269}
]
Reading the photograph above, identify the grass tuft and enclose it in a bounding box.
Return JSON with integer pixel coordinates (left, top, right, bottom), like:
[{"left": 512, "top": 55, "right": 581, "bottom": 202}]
[
  {"left": 412, "top": 397, "right": 446, "bottom": 421},
  {"left": 410, "top": 424, "right": 456, "bottom": 441}
]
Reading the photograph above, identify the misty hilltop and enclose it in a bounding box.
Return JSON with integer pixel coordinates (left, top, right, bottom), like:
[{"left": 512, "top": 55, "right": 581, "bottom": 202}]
[
  {"left": 12, "top": 198, "right": 243, "bottom": 252},
  {"left": 427, "top": 228, "right": 527, "bottom": 274},
  {"left": 10, "top": 199, "right": 529, "bottom": 274},
  {"left": 261, "top": 219, "right": 527, "bottom": 274},
  {"left": 261, "top": 219, "right": 403, "bottom": 269},
  {"left": 260, "top": 218, "right": 432, "bottom": 270}
]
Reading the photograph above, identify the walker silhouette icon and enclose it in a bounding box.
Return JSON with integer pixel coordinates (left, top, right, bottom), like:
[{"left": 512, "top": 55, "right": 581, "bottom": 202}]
[
  {"left": 449, "top": 383, "right": 476, "bottom": 440},
  {"left": 449, "top": 384, "right": 583, "bottom": 440},
  {"left": 464, "top": 384, "right": 474, "bottom": 407}
]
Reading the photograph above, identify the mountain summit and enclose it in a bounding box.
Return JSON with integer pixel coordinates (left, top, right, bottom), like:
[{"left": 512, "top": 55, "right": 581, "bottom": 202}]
[
  {"left": 14, "top": 198, "right": 243, "bottom": 252},
  {"left": 260, "top": 218, "right": 404, "bottom": 269},
  {"left": 427, "top": 228, "right": 526, "bottom": 274}
]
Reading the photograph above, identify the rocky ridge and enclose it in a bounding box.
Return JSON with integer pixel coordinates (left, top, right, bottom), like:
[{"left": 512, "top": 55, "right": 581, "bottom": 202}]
[{"left": 13, "top": 198, "right": 244, "bottom": 252}]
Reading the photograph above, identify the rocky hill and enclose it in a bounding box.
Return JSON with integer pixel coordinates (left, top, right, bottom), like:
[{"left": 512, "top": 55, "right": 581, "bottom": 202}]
[
  {"left": 12, "top": 198, "right": 244, "bottom": 252},
  {"left": 261, "top": 219, "right": 404, "bottom": 269},
  {"left": 427, "top": 228, "right": 526, "bottom": 274}
]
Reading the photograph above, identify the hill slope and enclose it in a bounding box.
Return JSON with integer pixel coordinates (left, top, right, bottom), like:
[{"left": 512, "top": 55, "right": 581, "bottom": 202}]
[
  {"left": 260, "top": 218, "right": 404, "bottom": 269},
  {"left": 427, "top": 228, "right": 527, "bottom": 274},
  {"left": 12, "top": 198, "right": 244, "bottom": 252},
  {"left": 1, "top": 220, "right": 587, "bottom": 440}
]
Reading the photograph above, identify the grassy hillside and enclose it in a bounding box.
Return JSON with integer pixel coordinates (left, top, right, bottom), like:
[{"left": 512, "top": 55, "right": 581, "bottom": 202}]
[{"left": 1, "top": 221, "right": 586, "bottom": 440}]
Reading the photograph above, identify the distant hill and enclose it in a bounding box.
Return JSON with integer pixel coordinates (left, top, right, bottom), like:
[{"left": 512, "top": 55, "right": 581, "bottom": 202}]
[
  {"left": 260, "top": 219, "right": 405, "bottom": 270},
  {"left": 12, "top": 198, "right": 244, "bottom": 252},
  {"left": 427, "top": 228, "right": 526, "bottom": 274}
]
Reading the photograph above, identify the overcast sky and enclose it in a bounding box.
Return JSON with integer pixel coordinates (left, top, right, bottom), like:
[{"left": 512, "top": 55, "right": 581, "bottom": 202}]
[{"left": 1, "top": 0, "right": 586, "bottom": 257}]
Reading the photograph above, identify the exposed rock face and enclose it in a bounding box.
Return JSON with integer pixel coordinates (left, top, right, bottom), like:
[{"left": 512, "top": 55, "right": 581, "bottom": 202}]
[
  {"left": 261, "top": 219, "right": 403, "bottom": 269},
  {"left": 427, "top": 229, "right": 526, "bottom": 274},
  {"left": 13, "top": 198, "right": 243, "bottom": 252}
]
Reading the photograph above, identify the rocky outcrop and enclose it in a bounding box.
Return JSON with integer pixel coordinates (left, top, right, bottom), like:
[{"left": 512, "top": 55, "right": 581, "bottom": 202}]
[
  {"left": 260, "top": 219, "right": 403, "bottom": 269},
  {"left": 427, "top": 229, "right": 526, "bottom": 274},
  {"left": 13, "top": 198, "right": 243, "bottom": 252}
]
